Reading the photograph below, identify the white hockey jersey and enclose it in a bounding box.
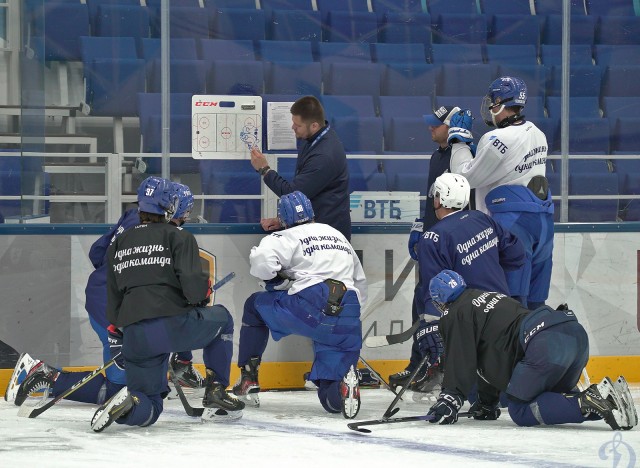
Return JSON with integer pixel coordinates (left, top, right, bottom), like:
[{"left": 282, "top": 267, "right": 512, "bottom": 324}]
[
  {"left": 450, "top": 120, "right": 548, "bottom": 213},
  {"left": 249, "top": 222, "right": 367, "bottom": 305}
]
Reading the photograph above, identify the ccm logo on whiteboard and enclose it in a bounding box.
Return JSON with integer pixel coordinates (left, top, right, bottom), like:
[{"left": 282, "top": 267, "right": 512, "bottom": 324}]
[{"left": 195, "top": 101, "right": 218, "bottom": 106}]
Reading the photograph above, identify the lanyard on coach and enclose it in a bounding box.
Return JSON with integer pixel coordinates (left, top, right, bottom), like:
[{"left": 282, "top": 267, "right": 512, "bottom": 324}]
[{"left": 309, "top": 125, "right": 330, "bottom": 149}]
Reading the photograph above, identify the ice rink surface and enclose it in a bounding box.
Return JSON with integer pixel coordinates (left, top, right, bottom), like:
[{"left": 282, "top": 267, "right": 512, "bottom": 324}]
[{"left": 1, "top": 386, "right": 638, "bottom": 467}]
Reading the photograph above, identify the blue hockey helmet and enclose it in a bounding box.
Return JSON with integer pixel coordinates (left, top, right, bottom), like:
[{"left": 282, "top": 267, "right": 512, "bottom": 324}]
[
  {"left": 172, "top": 182, "right": 194, "bottom": 220},
  {"left": 137, "top": 176, "right": 178, "bottom": 221},
  {"left": 429, "top": 270, "right": 467, "bottom": 313},
  {"left": 481, "top": 76, "right": 527, "bottom": 126},
  {"left": 277, "top": 191, "right": 314, "bottom": 228}
]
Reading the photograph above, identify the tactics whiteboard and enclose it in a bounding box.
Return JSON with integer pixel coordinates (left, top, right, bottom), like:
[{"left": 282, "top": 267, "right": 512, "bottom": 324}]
[{"left": 192, "top": 95, "right": 262, "bottom": 159}]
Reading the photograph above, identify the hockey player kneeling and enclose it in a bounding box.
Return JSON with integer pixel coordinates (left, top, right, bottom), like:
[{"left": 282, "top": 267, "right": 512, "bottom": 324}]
[
  {"left": 425, "top": 269, "right": 638, "bottom": 430},
  {"left": 92, "top": 177, "right": 244, "bottom": 432},
  {"left": 233, "top": 191, "right": 367, "bottom": 419}
]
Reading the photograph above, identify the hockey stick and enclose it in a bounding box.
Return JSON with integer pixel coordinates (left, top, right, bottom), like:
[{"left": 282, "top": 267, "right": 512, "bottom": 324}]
[
  {"left": 358, "top": 356, "right": 401, "bottom": 397},
  {"left": 18, "top": 353, "right": 120, "bottom": 418},
  {"left": 348, "top": 411, "right": 471, "bottom": 434},
  {"left": 212, "top": 271, "right": 235, "bottom": 291},
  {"left": 365, "top": 320, "right": 420, "bottom": 348},
  {"left": 382, "top": 353, "right": 431, "bottom": 419},
  {"left": 167, "top": 367, "right": 204, "bottom": 417}
]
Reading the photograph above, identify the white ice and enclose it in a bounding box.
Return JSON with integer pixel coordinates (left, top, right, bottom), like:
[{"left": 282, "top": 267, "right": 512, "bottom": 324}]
[{"left": 1, "top": 386, "right": 638, "bottom": 467}]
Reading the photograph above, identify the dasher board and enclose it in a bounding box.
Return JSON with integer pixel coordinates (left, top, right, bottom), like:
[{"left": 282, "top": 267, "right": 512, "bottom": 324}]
[{"left": 192, "top": 95, "right": 262, "bottom": 159}]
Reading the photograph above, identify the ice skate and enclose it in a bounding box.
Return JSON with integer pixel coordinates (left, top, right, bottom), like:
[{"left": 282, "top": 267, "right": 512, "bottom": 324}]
[
  {"left": 411, "top": 359, "right": 444, "bottom": 403},
  {"left": 341, "top": 365, "right": 361, "bottom": 419},
  {"left": 4, "top": 353, "right": 38, "bottom": 403},
  {"left": 201, "top": 407, "right": 243, "bottom": 423},
  {"left": 303, "top": 372, "right": 318, "bottom": 391},
  {"left": 203, "top": 369, "right": 245, "bottom": 412},
  {"left": 577, "top": 376, "right": 635, "bottom": 430},
  {"left": 91, "top": 387, "right": 136, "bottom": 433},
  {"left": 167, "top": 354, "right": 205, "bottom": 399},
  {"left": 612, "top": 375, "right": 638, "bottom": 429},
  {"left": 13, "top": 360, "right": 60, "bottom": 407},
  {"left": 389, "top": 364, "right": 429, "bottom": 391},
  {"left": 232, "top": 356, "right": 261, "bottom": 407}
]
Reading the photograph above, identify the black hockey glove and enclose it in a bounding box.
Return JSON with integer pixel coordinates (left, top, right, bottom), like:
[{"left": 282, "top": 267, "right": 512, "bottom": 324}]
[
  {"left": 260, "top": 272, "right": 293, "bottom": 292},
  {"left": 470, "top": 396, "right": 501, "bottom": 421},
  {"left": 428, "top": 390, "right": 463, "bottom": 425},
  {"left": 107, "top": 324, "right": 125, "bottom": 370},
  {"left": 415, "top": 320, "right": 443, "bottom": 365}
]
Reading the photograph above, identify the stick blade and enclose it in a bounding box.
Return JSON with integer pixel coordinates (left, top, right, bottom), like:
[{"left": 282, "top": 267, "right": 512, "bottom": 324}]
[
  {"left": 364, "top": 336, "right": 389, "bottom": 348},
  {"left": 347, "top": 423, "right": 371, "bottom": 433}
]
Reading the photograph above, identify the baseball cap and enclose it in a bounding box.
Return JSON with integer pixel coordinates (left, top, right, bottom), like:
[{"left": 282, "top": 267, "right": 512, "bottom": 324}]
[{"left": 423, "top": 105, "right": 462, "bottom": 127}]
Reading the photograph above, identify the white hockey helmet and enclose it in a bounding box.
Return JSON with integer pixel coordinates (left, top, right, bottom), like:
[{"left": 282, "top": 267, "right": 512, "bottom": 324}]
[{"left": 431, "top": 173, "right": 470, "bottom": 210}]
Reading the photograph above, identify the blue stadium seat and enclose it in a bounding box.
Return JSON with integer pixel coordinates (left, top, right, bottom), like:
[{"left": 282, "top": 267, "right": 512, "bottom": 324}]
[
  {"left": 489, "top": 14, "right": 542, "bottom": 50},
  {"left": 379, "top": 95, "right": 433, "bottom": 133},
  {"left": 86, "top": 0, "right": 139, "bottom": 33},
  {"left": 80, "top": 37, "right": 145, "bottom": 116},
  {"left": 381, "top": 63, "right": 440, "bottom": 96},
  {"left": 140, "top": 38, "right": 198, "bottom": 61},
  {"left": 546, "top": 96, "right": 601, "bottom": 119},
  {"left": 321, "top": 95, "right": 377, "bottom": 119},
  {"left": 438, "top": 64, "right": 497, "bottom": 96},
  {"left": 94, "top": 4, "right": 149, "bottom": 38},
  {"left": 596, "top": 16, "right": 640, "bottom": 45},
  {"left": 315, "top": 42, "right": 372, "bottom": 63},
  {"left": 259, "top": 40, "right": 314, "bottom": 62},
  {"left": 348, "top": 159, "right": 388, "bottom": 192},
  {"left": 430, "top": 44, "right": 483, "bottom": 64},
  {"left": 371, "top": 0, "right": 426, "bottom": 14},
  {"left": 384, "top": 117, "right": 432, "bottom": 153},
  {"left": 586, "top": 0, "right": 637, "bottom": 16},
  {"left": 260, "top": 0, "right": 314, "bottom": 11},
  {"left": 602, "top": 97, "right": 640, "bottom": 118},
  {"left": 210, "top": 8, "right": 266, "bottom": 41},
  {"left": 377, "top": 12, "right": 433, "bottom": 45},
  {"left": 568, "top": 118, "right": 610, "bottom": 154},
  {"left": 569, "top": 172, "right": 619, "bottom": 222},
  {"left": 331, "top": 116, "right": 384, "bottom": 153},
  {"left": 268, "top": 9, "right": 322, "bottom": 41},
  {"left": 144, "top": 114, "right": 195, "bottom": 156},
  {"left": 610, "top": 118, "right": 640, "bottom": 154},
  {"left": 427, "top": 0, "right": 479, "bottom": 15},
  {"left": 548, "top": 65, "right": 603, "bottom": 96},
  {"left": 317, "top": 0, "right": 370, "bottom": 41},
  {"left": 482, "top": 0, "right": 532, "bottom": 15},
  {"left": 602, "top": 66, "right": 640, "bottom": 98},
  {"left": 485, "top": 44, "right": 538, "bottom": 66},
  {"left": 206, "top": 60, "right": 264, "bottom": 95},
  {"left": 535, "top": 117, "right": 559, "bottom": 153},
  {"left": 522, "top": 96, "right": 546, "bottom": 119},
  {"left": 432, "top": 14, "right": 488, "bottom": 44},
  {"left": 594, "top": 45, "right": 640, "bottom": 67},
  {"left": 324, "top": 11, "right": 379, "bottom": 43},
  {"left": 371, "top": 43, "right": 427, "bottom": 65},
  {"left": 149, "top": 6, "right": 209, "bottom": 39},
  {"left": 542, "top": 15, "right": 596, "bottom": 45},
  {"left": 323, "top": 62, "right": 382, "bottom": 97},
  {"left": 498, "top": 64, "right": 549, "bottom": 98},
  {"left": 264, "top": 61, "right": 321, "bottom": 95},
  {"left": 147, "top": 59, "right": 206, "bottom": 93},
  {"left": 198, "top": 39, "right": 255, "bottom": 63},
  {"left": 27, "top": 2, "right": 90, "bottom": 62},
  {"left": 382, "top": 158, "right": 430, "bottom": 193},
  {"left": 613, "top": 158, "right": 640, "bottom": 220},
  {"left": 540, "top": 44, "right": 594, "bottom": 66},
  {"left": 534, "top": 0, "right": 586, "bottom": 15},
  {"left": 203, "top": 0, "right": 256, "bottom": 8}
]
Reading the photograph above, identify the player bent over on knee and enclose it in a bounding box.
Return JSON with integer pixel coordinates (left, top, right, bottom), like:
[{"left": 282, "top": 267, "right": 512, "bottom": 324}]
[
  {"left": 91, "top": 177, "right": 243, "bottom": 432},
  {"left": 424, "top": 269, "right": 637, "bottom": 430},
  {"left": 233, "top": 191, "right": 367, "bottom": 419}
]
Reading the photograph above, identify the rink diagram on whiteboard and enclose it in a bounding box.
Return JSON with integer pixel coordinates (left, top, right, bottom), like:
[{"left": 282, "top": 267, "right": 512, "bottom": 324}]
[{"left": 192, "top": 95, "right": 262, "bottom": 159}]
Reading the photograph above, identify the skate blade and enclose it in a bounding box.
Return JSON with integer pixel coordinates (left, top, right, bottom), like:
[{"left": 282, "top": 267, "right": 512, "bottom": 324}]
[
  {"left": 17, "top": 391, "right": 50, "bottom": 417},
  {"left": 614, "top": 376, "right": 638, "bottom": 429},
  {"left": 201, "top": 408, "right": 243, "bottom": 422},
  {"left": 166, "top": 385, "right": 205, "bottom": 400},
  {"left": 240, "top": 392, "right": 260, "bottom": 408},
  {"left": 4, "top": 353, "right": 37, "bottom": 402},
  {"left": 601, "top": 377, "right": 631, "bottom": 430},
  {"left": 412, "top": 390, "right": 439, "bottom": 405}
]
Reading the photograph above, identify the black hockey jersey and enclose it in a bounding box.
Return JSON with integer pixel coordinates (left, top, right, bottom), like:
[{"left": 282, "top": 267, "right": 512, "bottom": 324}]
[
  {"left": 439, "top": 288, "right": 530, "bottom": 399},
  {"left": 106, "top": 222, "right": 209, "bottom": 327}
]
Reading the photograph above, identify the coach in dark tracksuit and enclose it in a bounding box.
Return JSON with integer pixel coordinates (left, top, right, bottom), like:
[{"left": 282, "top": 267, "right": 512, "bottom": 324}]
[{"left": 250, "top": 95, "right": 351, "bottom": 240}]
